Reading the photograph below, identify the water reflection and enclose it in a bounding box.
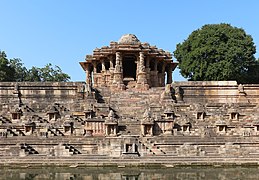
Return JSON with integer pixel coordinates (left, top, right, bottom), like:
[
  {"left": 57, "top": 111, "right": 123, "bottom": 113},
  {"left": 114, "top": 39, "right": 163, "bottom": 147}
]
[{"left": 0, "top": 166, "right": 258, "bottom": 180}]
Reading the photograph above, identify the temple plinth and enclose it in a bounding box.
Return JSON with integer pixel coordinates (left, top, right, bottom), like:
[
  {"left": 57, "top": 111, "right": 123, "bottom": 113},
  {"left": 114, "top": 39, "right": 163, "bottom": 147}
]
[{"left": 80, "top": 34, "right": 177, "bottom": 90}]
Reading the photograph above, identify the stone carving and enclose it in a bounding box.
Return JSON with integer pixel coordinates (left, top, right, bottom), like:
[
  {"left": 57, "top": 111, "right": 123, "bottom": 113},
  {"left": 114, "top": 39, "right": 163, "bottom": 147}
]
[
  {"left": 78, "top": 83, "right": 86, "bottom": 93},
  {"left": 143, "top": 109, "right": 151, "bottom": 119},
  {"left": 174, "top": 86, "right": 184, "bottom": 102},
  {"left": 13, "top": 83, "right": 19, "bottom": 94},
  {"left": 238, "top": 84, "right": 246, "bottom": 95},
  {"left": 139, "top": 52, "right": 145, "bottom": 73},
  {"left": 108, "top": 110, "right": 115, "bottom": 120},
  {"left": 161, "top": 84, "right": 173, "bottom": 100},
  {"left": 114, "top": 52, "right": 122, "bottom": 73},
  {"left": 85, "top": 83, "right": 92, "bottom": 97}
]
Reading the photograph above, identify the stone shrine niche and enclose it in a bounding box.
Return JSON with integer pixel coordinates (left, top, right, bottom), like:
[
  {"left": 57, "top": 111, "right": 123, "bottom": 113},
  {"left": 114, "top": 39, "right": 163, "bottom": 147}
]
[
  {"left": 105, "top": 110, "right": 118, "bottom": 136},
  {"left": 230, "top": 112, "right": 239, "bottom": 120},
  {"left": 80, "top": 34, "right": 178, "bottom": 90},
  {"left": 24, "top": 121, "right": 36, "bottom": 135},
  {"left": 227, "top": 104, "right": 239, "bottom": 120},
  {"left": 63, "top": 121, "right": 73, "bottom": 135},
  {"left": 215, "top": 120, "right": 227, "bottom": 134},
  {"left": 141, "top": 109, "right": 154, "bottom": 136},
  {"left": 11, "top": 108, "right": 23, "bottom": 120},
  {"left": 84, "top": 109, "right": 95, "bottom": 119},
  {"left": 47, "top": 106, "right": 60, "bottom": 121},
  {"left": 196, "top": 112, "right": 205, "bottom": 120}
]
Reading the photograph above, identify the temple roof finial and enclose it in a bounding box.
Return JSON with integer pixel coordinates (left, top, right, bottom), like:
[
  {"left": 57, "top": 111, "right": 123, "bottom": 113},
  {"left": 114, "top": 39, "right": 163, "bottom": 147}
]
[{"left": 118, "top": 34, "right": 140, "bottom": 44}]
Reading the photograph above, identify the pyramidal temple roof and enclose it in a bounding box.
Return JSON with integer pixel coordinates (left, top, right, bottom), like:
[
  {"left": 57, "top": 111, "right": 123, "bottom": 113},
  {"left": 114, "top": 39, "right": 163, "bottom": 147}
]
[{"left": 118, "top": 34, "right": 140, "bottom": 44}]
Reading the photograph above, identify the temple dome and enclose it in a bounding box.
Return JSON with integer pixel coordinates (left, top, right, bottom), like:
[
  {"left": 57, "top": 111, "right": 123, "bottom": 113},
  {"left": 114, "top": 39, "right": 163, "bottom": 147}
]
[{"left": 118, "top": 34, "right": 140, "bottom": 44}]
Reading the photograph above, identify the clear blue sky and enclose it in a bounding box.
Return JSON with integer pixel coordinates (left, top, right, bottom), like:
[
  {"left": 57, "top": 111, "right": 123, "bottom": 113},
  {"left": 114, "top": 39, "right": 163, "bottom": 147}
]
[{"left": 1, "top": 0, "right": 258, "bottom": 81}]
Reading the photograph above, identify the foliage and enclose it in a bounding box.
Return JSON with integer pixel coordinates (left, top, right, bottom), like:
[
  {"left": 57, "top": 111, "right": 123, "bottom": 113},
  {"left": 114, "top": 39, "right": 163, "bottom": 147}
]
[
  {"left": 36, "top": 63, "right": 70, "bottom": 82},
  {"left": 9, "top": 58, "right": 28, "bottom": 82},
  {"left": 0, "top": 51, "right": 70, "bottom": 82},
  {"left": 174, "top": 23, "right": 258, "bottom": 83},
  {"left": 0, "top": 51, "right": 15, "bottom": 81}
]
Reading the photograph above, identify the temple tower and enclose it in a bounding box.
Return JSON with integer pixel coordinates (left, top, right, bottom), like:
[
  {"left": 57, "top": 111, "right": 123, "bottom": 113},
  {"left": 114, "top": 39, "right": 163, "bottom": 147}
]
[{"left": 80, "top": 34, "right": 177, "bottom": 90}]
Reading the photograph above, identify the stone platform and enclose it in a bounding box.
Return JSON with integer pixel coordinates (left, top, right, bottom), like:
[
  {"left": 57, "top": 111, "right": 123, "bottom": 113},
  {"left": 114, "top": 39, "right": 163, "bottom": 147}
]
[{"left": 1, "top": 81, "right": 259, "bottom": 166}]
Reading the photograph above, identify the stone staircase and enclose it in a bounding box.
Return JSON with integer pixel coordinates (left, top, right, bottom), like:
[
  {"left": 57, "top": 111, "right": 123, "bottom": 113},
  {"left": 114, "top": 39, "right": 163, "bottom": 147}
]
[
  {"left": 138, "top": 137, "right": 166, "bottom": 155},
  {"left": 63, "top": 143, "right": 81, "bottom": 155},
  {"left": 97, "top": 87, "right": 165, "bottom": 119},
  {"left": 119, "top": 119, "right": 141, "bottom": 135},
  {"left": 7, "top": 128, "right": 25, "bottom": 137},
  {"left": 47, "top": 128, "right": 64, "bottom": 137},
  {"left": 0, "top": 116, "right": 11, "bottom": 124},
  {"left": 20, "top": 143, "right": 39, "bottom": 155}
]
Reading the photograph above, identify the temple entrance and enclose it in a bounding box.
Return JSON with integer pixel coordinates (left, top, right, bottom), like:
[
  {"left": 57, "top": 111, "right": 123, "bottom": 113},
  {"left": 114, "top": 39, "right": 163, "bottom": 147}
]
[{"left": 122, "top": 55, "right": 137, "bottom": 87}]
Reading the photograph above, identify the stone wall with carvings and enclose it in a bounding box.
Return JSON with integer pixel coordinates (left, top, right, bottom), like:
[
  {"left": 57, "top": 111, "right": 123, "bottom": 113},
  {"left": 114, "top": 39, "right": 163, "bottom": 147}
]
[{"left": 1, "top": 81, "right": 259, "bottom": 165}]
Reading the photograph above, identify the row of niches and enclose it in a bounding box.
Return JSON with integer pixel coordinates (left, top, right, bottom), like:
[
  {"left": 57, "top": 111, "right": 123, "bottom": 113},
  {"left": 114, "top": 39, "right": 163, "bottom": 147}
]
[
  {"left": 1, "top": 102, "right": 259, "bottom": 138},
  {"left": 1, "top": 117, "right": 259, "bottom": 138}
]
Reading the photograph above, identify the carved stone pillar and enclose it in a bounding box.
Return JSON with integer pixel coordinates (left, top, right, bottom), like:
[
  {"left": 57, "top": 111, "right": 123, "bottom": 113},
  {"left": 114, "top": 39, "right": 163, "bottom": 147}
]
[
  {"left": 115, "top": 52, "right": 122, "bottom": 73},
  {"left": 85, "top": 65, "right": 92, "bottom": 86},
  {"left": 138, "top": 52, "right": 145, "bottom": 73},
  {"left": 108, "top": 56, "right": 114, "bottom": 85},
  {"left": 109, "top": 56, "right": 114, "bottom": 69},
  {"left": 146, "top": 57, "right": 151, "bottom": 86},
  {"left": 112, "top": 52, "right": 125, "bottom": 90},
  {"left": 86, "top": 69, "right": 90, "bottom": 84},
  {"left": 167, "top": 65, "right": 172, "bottom": 84},
  {"left": 136, "top": 52, "right": 149, "bottom": 90}
]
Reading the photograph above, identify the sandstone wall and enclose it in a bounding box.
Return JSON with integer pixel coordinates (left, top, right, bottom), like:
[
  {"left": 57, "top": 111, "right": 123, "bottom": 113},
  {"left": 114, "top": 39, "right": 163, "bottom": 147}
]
[
  {"left": 0, "top": 82, "right": 85, "bottom": 111},
  {"left": 173, "top": 81, "right": 259, "bottom": 104}
]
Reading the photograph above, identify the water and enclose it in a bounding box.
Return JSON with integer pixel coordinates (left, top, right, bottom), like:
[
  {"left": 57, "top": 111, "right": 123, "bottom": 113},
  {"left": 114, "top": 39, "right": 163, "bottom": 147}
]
[{"left": 0, "top": 166, "right": 258, "bottom": 180}]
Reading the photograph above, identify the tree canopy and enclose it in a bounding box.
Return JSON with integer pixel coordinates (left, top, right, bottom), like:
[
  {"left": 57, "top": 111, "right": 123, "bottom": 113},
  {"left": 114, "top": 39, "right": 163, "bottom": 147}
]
[
  {"left": 0, "top": 51, "right": 15, "bottom": 81},
  {"left": 0, "top": 51, "right": 70, "bottom": 82},
  {"left": 174, "top": 23, "right": 259, "bottom": 83}
]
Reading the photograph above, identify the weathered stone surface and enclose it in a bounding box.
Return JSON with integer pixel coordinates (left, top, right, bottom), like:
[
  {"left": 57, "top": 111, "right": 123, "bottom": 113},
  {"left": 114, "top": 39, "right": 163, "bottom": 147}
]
[{"left": 0, "top": 80, "right": 259, "bottom": 166}]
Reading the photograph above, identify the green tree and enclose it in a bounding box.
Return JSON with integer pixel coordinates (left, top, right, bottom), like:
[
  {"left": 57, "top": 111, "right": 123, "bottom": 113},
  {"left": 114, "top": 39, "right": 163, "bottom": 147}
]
[
  {"left": 25, "top": 66, "right": 41, "bottom": 82},
  {"left": 174, "top": 23, "right": 258, "bottom": 83},
  {"left": 0, "top": 51, "right": 70, "bottom": 82},
  {"left": 9, "top": 58, "right": 28, "bottom": 82},
  {"left": 0, "top": 51, "right": 15, "bottom": 81},
  {"left": 37, "top": 63, "right": 70, "bottom": 82},
  {"left": 246, "top": 59, "right": 259, "bottom": 83}
]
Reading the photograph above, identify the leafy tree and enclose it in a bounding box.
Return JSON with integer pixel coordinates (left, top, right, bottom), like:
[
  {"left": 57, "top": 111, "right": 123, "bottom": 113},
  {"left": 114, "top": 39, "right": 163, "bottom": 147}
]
[
  {"left": 174, "top": 23, "right": 258, "bottom": 83},
  {"left": 0, "top": 51, "right": 15, "bottom": 81},
  {"left": 25, "top": 66, "right": 41, "bottom": 82},
  {"left": 0, "top": 51, "right": 70, "bottom": 82},
  {"left": 37, "top": 63, "right": 70, "bottom": 82},
  {"left": 245, "top": 59, "right": 259, "bottom": 83},
  {"left": 9, "top": 58, "right": 28, "bottom": 82}
]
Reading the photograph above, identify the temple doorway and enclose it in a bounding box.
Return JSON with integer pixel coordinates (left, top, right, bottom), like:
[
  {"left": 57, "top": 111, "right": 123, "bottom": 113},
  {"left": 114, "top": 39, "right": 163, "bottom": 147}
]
[{"left": 123, "top": 55, "right": 137, "bottom": 86}]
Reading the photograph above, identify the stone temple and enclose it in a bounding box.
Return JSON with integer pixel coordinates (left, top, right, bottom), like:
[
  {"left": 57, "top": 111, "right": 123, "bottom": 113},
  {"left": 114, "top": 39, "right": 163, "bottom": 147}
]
[
  {"left": 1, "top": 34, "right": 259, "bottom": 166},
  {"left": 80, "top": 34, "right": 177, "bottom": 90}
]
